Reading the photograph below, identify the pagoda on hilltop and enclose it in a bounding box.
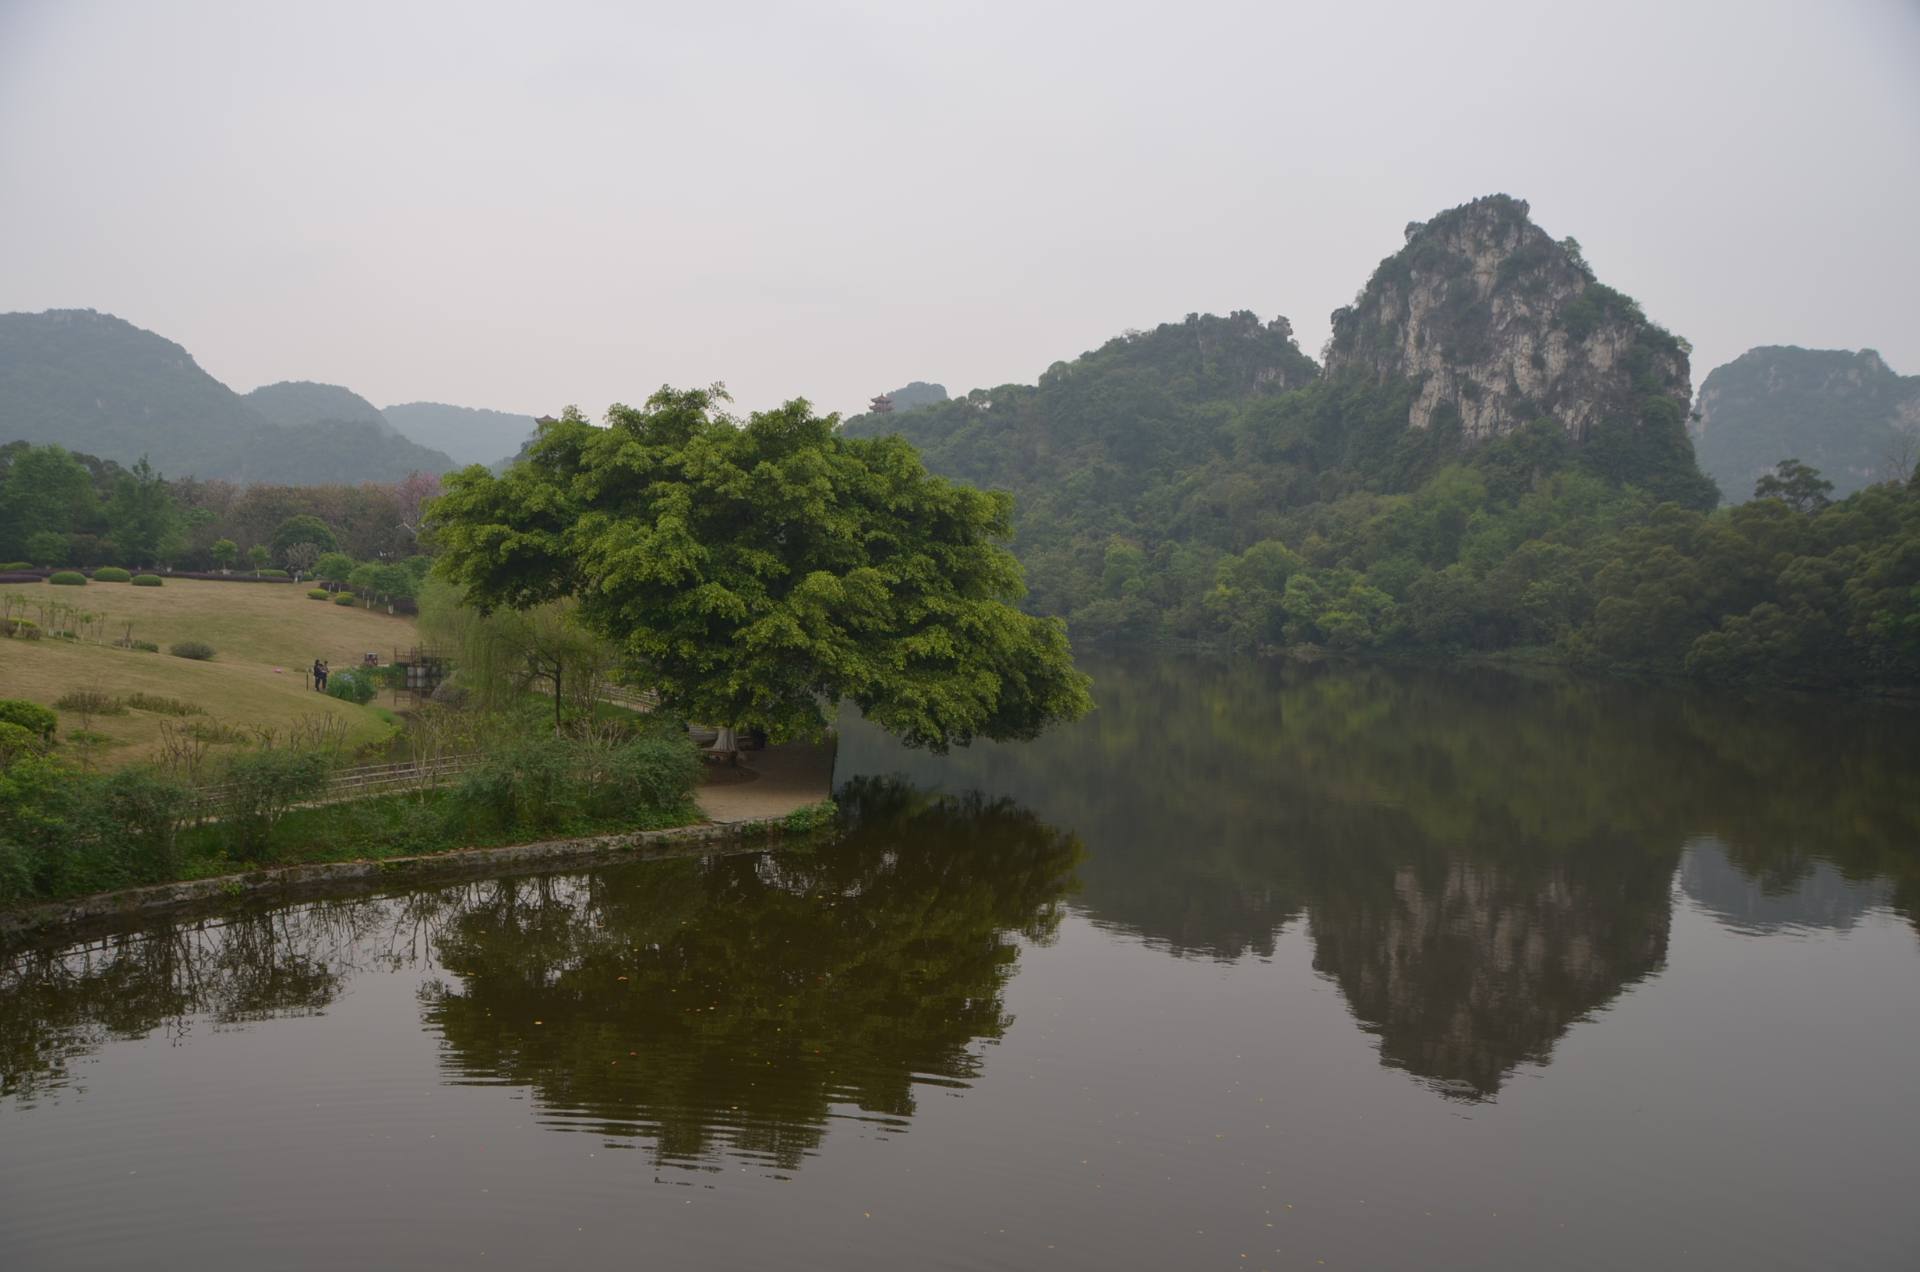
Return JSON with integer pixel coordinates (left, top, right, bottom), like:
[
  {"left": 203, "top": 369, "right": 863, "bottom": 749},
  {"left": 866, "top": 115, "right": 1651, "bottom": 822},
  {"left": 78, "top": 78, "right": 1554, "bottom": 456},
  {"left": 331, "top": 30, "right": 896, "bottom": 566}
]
[{"left": 868, "top": 394, "right": 894, "bottom": 414}]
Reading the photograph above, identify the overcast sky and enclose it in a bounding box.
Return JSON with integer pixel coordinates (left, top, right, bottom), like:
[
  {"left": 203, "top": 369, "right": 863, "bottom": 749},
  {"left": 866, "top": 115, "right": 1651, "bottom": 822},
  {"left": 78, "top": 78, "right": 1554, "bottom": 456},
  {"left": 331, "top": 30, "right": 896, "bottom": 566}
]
[{"left": 3, "top": 0, "right": 1916, "bottom": 422}]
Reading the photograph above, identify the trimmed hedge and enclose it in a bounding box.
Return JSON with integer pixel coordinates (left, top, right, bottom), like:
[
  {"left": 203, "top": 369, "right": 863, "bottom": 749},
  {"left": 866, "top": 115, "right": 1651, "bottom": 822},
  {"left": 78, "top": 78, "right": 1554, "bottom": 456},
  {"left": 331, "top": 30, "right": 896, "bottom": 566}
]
[
  {"left": 131, "top": 574, "right": 164, "bottom": 587},
  {"left": 333, "top": 593, "right": 356, "bottom": 605},
  {"left": 307, "top": 588, "right": 331, "bottom": 600},
  {"left": 92, "top": 567, "right": 132, "bottom": 582},
  {"left": 258, "top": 568, "right": 291, "bottom": 579},
  {"left": 0, "top": 561, "right": 33, "bottom": 571},
  {"left": 48, "top": 571, "right": 87, "bottom": 586},
  {"left": 169, "top": 641, "right": 216, "bottom": 660},
  {"left": 131, "top": 640, "right": 159, "bottom": 652},
  {"left": 0, "top": 699, "right": 58, "bottom": 741}
]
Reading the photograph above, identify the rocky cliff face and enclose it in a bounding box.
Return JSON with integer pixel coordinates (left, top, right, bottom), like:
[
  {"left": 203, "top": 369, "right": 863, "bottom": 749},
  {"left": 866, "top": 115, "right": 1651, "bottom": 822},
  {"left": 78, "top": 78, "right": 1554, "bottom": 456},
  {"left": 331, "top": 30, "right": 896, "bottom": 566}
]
[
  {"left": 1691, "top": 346, "right": 1920, "bottom": 502},
  {"left": 1324, "top": 196, "right": 1707, "bottom": 500}
]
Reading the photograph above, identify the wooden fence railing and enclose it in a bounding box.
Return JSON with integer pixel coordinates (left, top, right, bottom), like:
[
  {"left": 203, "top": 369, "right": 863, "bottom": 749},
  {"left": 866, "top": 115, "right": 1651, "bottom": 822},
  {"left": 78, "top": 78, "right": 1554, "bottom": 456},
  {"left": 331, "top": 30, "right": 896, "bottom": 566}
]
[{"left": 194, "top": 754, "right": 483, "bottom": 813}]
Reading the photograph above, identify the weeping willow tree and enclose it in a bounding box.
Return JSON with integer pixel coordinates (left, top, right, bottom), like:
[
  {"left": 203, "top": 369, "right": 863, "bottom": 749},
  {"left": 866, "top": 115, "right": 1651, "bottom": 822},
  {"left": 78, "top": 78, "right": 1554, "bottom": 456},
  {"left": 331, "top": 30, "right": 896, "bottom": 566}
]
[{"left": 417, "top": 577, "right": 619, "bottom": 732}]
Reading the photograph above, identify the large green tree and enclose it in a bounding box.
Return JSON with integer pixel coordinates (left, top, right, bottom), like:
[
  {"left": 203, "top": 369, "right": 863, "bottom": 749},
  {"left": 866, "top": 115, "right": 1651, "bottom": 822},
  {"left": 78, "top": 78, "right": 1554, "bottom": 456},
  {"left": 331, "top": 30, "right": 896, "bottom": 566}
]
[
  {"left": 105, "top": 457, "right": 182, "bottom": 565},
  {"left": 430, "top": 386, "right": 1093, "bottom": 749},
  {"left": 0, "top": 444, "right": 96, "bottom": 561}
]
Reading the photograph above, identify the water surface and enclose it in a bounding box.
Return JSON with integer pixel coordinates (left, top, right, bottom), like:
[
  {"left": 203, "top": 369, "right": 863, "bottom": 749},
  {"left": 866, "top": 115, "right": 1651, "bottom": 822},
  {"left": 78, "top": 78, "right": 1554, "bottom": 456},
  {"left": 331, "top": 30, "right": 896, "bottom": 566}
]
[{"left": 4, "top": 655, "right": 1918, "bottom": 1269}]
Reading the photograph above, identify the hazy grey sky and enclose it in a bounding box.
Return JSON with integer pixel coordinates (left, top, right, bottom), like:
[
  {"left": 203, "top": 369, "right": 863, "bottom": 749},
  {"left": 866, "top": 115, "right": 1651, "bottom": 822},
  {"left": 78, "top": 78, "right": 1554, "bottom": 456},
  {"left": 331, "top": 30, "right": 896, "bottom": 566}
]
[{"left": 3, "top": 0, "right": 1917, "bottom": 422}]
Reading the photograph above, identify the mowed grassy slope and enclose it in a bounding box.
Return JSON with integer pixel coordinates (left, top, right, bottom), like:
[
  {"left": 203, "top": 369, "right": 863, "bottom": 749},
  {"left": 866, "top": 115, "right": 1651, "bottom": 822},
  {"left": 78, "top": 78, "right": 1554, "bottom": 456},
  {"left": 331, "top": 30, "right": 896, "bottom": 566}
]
[{"left": 1, "top": 578, "right": 417, "bottom": 765}]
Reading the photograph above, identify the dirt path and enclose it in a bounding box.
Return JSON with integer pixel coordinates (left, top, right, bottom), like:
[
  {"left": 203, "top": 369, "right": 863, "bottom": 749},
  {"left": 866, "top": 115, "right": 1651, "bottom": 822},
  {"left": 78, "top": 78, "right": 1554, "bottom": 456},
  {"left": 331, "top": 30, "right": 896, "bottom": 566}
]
[{"left": 694, "top": 738, "right": 836, "bottom": 824}]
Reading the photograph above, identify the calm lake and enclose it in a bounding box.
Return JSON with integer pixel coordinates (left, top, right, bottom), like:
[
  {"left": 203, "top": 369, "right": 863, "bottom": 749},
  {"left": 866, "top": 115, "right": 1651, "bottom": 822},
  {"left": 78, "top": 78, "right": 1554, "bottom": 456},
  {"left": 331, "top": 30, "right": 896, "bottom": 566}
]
[{"left": 4, "top": 654, "right": 1918, "bottom": 1270}]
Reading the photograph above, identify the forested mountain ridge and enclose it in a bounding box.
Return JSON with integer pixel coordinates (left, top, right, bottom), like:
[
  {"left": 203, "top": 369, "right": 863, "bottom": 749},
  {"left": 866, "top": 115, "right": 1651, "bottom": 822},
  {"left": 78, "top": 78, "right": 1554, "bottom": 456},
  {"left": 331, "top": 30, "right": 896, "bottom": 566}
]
[
  {"left": 245, "top": 380, "right": 393, "bottom": 432},
  {"left": 1691, "top": 347, "right": 1920, "bottom": 503},
  {"left": 0, "top": 310, "right": 454, "bottom": 484},
  {"left": 0, "top": 309, "right": 267, "bottom": 477},
  {"left": 842, "top": 195, "right": 1920, "bottom": 691},
  {"left": 840, "top": 310, "right": 1320, "bottom": 615}
]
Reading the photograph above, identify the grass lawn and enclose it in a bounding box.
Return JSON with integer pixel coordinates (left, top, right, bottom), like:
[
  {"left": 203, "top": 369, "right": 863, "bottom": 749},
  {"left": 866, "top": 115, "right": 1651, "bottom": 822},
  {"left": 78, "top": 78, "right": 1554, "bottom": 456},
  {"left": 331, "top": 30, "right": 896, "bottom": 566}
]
[{"left": 0, "top": 577, "right": 416, "bottom": 766}]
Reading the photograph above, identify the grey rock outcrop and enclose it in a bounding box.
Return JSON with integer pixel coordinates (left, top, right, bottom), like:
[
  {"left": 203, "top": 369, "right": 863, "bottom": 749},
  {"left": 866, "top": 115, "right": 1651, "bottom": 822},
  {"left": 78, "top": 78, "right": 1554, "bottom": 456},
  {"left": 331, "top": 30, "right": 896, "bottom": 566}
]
[{"left": 1325, "top": 194, "right": 1692, "bottom": 449}]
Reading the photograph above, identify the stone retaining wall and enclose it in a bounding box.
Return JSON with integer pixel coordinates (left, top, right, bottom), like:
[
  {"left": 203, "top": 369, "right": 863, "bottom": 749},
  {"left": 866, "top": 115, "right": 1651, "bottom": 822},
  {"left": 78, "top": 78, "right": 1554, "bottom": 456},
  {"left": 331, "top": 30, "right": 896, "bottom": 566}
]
[{"left": 0, "top": 816, "right": 808, "bottom": 947}]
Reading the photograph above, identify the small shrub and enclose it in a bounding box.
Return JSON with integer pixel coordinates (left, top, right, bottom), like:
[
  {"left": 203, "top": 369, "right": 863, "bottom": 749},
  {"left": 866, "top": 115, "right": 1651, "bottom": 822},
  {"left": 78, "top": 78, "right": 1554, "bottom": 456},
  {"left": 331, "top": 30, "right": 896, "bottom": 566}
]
[
  {"left": 218, "top": 748, "right": 332, "bottom": 861},
  {"left": 48, "top": 571, "right": 87, "bottom": 586},
  {"left": 92, "top": 567, "right": 132, "bottom": 582},
  {"left": 0, "top": 561, "right": 33, "bottom": 571},
  {"left": 11, "top": 619, "right": 41, "bottom": 639},
  {"left": 55, "top": 689, "right": 127, "bottom": 716},
  {"left": 0, "top": 699, "right": 57, "bottom": 741},
  {"left": 332, "top": 593, "right": 356, "bottom": 606},
  {"left": 324, "top": 669, "right": 377, "bottom": 705},
  {"left": 781, "top": 798, "right": 841, "bottom": 835},
  {"left": 131, "top": 639, "right": 159, "bottom": 652},
  {"left": 307, "top": 589, "right": 331, "bottom": 600},
  {"left": 596, "top": 735, "right": 704, "bottom": 817},
  {"left": 258, "top": 568, "right": 290, "bottom": 579},
  {"left": 131, "top": 574, "right": 164, "bottom": 587},
  {"left": 123, "top": 692, "right": 204, "bottom": 716},
  {"left": 170, "top": 640, "right": 216, "bottom": 660}
]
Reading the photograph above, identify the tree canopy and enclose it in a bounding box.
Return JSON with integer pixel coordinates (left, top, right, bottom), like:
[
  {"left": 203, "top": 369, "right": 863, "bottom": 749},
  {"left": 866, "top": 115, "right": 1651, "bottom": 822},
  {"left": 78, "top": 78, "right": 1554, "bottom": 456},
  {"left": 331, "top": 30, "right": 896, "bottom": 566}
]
[{"left": 430, "top": 386, "right": 1093, "bottom": 749}]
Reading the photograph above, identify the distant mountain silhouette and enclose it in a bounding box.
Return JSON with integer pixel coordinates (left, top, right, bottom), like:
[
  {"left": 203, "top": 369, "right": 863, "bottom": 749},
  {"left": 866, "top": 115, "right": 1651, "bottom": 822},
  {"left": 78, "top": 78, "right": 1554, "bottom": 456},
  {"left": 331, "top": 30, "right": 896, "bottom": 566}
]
[
  {"left": 0, "top": 309, "right": 453, "bottom": 484},
  {"left": 383, "top": 401, "right": 541, "bottom": 468}
]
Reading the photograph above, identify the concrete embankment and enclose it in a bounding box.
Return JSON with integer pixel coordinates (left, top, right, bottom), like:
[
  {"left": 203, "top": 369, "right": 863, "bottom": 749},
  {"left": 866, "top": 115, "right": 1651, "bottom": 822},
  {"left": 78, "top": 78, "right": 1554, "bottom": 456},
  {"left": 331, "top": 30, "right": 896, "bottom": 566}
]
[{"left": 1, "top": 739, "right": 838, "bottom": 948}]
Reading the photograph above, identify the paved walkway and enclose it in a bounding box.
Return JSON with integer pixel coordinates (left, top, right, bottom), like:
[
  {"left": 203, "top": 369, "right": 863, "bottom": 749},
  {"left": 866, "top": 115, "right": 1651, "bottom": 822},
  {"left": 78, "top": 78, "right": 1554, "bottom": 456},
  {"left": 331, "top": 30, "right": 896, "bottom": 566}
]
[{"left": 693, "top": 738, "right": 837, "bottom": 824}]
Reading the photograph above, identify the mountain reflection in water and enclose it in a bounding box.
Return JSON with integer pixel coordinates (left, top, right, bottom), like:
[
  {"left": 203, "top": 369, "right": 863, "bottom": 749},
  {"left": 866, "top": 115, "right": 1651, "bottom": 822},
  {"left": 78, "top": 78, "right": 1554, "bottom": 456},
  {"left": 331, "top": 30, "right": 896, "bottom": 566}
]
[{"left": 837, "top": 653, "right": 1920, "bottom": 1101}]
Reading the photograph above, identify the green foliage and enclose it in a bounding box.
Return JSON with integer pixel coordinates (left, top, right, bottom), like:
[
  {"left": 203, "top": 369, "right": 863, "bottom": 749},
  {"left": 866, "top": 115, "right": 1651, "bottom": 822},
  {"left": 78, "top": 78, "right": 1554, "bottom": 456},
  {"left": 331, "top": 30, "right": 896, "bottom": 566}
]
[
  {"left": 47, "top": 571, "right": 86, "bottom": 586},
  {"left": 0, "top": 444, "right": 97, "bottom": 564},
  {"left": 130, "top": 573, "right": 162, "bottom": 586},
  {"left": 313, "top": 551, "right": 354, "bottom": 583},
  {"left": 218, "top": 748, "right": 333, "bottom": 861},
  {"left": 308, "top": 588, "right": 331, "bottom": 599},
  {"left": 1753, "top": 459, "right": 1834, "bottom": 514},
  {"left": 270, "top": 513, "right": 337, "bottom": 561},
  {"left": 0, "top": 561, "right": 31, "bottom": 571},
  {"left": 782, "top": 798, "right": 840, "bottom": 834},
  {"left": 332, "top": 593, "right": 356, "bottom": 605},
  {"left": 247, "top": 543, "right": 270, "bottom": 572},
  {"left": 0, "top": 720, "right": 40, "bottom": 767},
  {"left": 54, "top": 689, "right": 126, "bottom": 716},
  {"left": 257, "top": 568, "right": 290, "bottom": 579},
  {"left": 433, "top": 386, "right": 1094, "bottom": 751},
  {"left": 130, "top": 639, "right": 158, "bottom": 652},
  {"left": 210, "top": 538, "right": 238, "bottom": 569},
  {"left": 122, "top": 692, "right": 202, "bottom": 716},
  {"left": 105, "top": 456, "right": 182, "bottom": 565},
  {"left": 0, "top": 699, "right": 58, "bottom": 742},
  {"left": 92, "top": 566, "right": 131, "bottom": 582},
  {"left": 324, "top": 669, "right": 377, "bottom": 705},
  {"left": 169, "top": 640, "right": 216, "bottom": 660}
]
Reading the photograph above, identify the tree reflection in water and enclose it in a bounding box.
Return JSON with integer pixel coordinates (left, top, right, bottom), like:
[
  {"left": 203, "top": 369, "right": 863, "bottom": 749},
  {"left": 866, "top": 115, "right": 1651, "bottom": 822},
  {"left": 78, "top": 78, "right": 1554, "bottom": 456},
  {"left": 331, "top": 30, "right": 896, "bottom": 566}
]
[
  {"left": 421, "top": 778, "right": 1080, "bottom": 1172},
  {"left": 1, "top": 778, "right": 1083, "bottom": 1176}
]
